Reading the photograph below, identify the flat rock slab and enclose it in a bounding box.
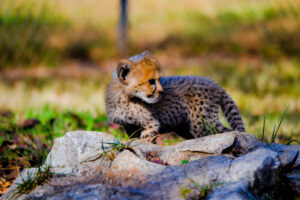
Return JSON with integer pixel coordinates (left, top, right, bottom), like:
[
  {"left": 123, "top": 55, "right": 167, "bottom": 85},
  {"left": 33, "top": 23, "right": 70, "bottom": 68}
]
[{"left": 2, "top": 131, "right": 300, "bottom": 200}]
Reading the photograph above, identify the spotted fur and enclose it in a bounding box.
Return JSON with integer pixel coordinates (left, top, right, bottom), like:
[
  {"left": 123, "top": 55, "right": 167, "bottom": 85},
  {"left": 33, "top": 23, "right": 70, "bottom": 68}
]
[{"left": 105, "top": 51, "right": 246, "bottom": 140}]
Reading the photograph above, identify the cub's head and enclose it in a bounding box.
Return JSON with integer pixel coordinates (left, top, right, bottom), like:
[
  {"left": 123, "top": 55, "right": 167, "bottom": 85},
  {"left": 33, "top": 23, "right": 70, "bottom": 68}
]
[{"left": 116, "top": 51, "right": 163, "bottom": 104}]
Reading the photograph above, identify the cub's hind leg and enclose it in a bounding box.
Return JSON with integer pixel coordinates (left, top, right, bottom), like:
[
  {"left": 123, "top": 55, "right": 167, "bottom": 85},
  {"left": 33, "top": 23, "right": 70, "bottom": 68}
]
[
  {"left": 214, "top": 121, "right": 232, "bottom": 133},
  {"left": 189, "top": 120, "right": 204, "bottom": 138},
  {"left": 189, "top": 117, "right": 231, "bottom": 138},
  {"left": 188, "top": 115, "right": 216, "bottom": 137}
]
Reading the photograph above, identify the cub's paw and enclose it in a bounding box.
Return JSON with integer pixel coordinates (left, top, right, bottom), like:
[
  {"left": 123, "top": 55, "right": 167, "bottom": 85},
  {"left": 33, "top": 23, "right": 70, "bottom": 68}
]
[{"left": 141, "top": 130, "right": 157, "bottom": 143}]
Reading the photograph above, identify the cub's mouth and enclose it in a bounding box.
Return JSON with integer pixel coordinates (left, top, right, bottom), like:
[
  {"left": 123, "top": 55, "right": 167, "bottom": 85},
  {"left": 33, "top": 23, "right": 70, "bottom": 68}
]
[{"left": 144, "top": 91, "right": 163, "bottom": 104}]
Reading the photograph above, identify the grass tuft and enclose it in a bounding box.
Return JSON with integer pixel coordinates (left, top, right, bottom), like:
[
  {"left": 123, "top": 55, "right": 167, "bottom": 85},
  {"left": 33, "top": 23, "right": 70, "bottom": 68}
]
[
  {"left": 200, "top": 115, "right": 218, "bottom": 135},
  {"left": 180, "top": 173, "right": 224, "bottom": 199},
  {"left": 271, "top": 106, "right": 289, "bottom": 143},
  {"left": 180, "top": 186, "right": 192, "bottom": 199},
  {"left": 260, "top": 106, "right": 290, "bottom": 144},
  {"left": 181, "top": 160, "right": 189, "bottom": 164},
  {"left": 100, "top": 138, "right": 136, "bottom": 161},
  {"left": 15, "top": 163, "right": 53, "bottom": 195},
  {"left": 187, "top": 177, "right": 224, "bottom": 198}
]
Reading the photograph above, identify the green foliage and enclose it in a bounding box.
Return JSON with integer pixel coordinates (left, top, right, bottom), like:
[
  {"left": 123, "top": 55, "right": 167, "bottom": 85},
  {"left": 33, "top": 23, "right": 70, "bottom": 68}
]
[
  {"left": 100, "top": 139, "right": 135, "bottom": 161},
  {"left": 271, "top": 106, "right": 289, "bottom": 143},
  {"left": 21, "top": 105, "right": 126, "bottom": 140},
  {"left": 260, "top": 107, "right": 289, "bottom": 144},
  {"left": 187, "top": 177, "right": 224, "bottom": 198},
  {"left": 180, "top": 174, "right": 224, "bottom": 199},
  {"left": 180, "top": 186, "right": 192, "bottom": 199},
  {"left": 163, "top": 138, "right": 183, "bottom": 146},
  {"left": 181, "top": 160, "right": 189, "bottom": 164},
  {"left": 200, "top": 115, "right": 218, "bottom": 135}
]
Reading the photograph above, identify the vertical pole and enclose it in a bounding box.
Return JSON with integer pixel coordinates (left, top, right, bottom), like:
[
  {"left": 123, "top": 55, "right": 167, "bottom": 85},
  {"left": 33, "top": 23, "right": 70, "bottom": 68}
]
[{"left": 118, "top": 0, "right": 128, "bottom": 56}]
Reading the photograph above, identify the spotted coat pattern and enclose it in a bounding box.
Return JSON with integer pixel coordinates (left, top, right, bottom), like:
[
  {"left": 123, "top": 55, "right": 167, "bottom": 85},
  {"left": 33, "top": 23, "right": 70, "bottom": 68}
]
[{"left": 105, "top": 54, "right": 246, "bottom": 140}]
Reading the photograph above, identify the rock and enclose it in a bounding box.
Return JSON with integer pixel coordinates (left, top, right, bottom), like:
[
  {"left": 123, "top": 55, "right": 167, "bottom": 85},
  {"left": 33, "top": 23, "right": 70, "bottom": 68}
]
[
  {"left": 170, "top": 131, "right": 237, "bottom": 154},
  {"left": 5, "top": 174, "right": 151, "bottom": 200},
  {"left": 45, "top": 131, "right": 116, "bottom": 176},
  {"left": 105, "top": 150, "right": 166, "bottom": 186},
  {"left": 287, "top": 170, "right": 300, "bottom": 194},
  {"left": 227, "top": 148, "right": 279, "bottom": 183},
  {"left": 207, "top": 181, "right": 256, "bottom": 200},
  {"left": 269, "top": 143, "right": 300, "bottom": 168},
  {"left": 2, "top": 131, "right": 300, "bottom": 200},
  {"left": 132, "top": 131, "right": 260, "bottom": 165},
  {"left": 233, "top": 132, "right": 262, "bottom": 153},
  {"left": 25, "top": 183, "right": 150, "bottom": 200},
  {"left": 159, "top": 132, "right": 237, "bottom": 165}
]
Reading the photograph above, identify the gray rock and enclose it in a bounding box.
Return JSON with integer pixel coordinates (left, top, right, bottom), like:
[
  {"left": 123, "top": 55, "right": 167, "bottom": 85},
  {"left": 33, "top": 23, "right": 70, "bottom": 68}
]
[
  {"left": 46, "top": 131, "right": 116, "bottom": 176},
  {"left": 234, "top": 131, "right": 262, "bottom": 153},
  {"left": 269, "top": 143, "right": 300, "bottom": 168},
  {"left": 25, "top": 183, "right": 151, "bottom": 200},
  {"left": 227, "top": 148, "right": 280, "bottom": 184},
  {"left": 287, "top": 170, "right": 300, "bottom": 194},
  {"left": 132, "top": 131, "right": 260, "bottom": 165},
  {"left": 160, "top": 131, "right": 237, "bottom": 165},
  {"left": 207, "top": 181, "right": 258, "bottom": 200},
  {"left": 2, "top": 131, "right": 300, "bottom": 200},
  {"left": 105, "top": 150, "right": 166, "bottom": 186}
]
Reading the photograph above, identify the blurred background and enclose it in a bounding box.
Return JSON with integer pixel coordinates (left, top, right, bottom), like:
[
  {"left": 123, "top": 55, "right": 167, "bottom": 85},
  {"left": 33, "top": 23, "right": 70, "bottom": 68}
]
[{"left": 1, "top": 0, "right": 300, "bottom": 194}]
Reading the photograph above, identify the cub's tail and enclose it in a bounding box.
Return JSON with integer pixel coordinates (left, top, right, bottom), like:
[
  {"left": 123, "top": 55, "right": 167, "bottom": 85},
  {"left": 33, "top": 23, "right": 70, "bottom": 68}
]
[{"left": 220, "top": 90, "right": 246, "bottom": 132}]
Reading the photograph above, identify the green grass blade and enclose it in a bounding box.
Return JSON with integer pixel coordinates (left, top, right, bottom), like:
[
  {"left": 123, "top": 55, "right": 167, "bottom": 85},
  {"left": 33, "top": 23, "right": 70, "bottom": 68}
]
[
  {"left": 261, "top": 116, "right": 266, "bottom": 142},
  {"left": 286, "top": 139, "right": 300, "bottom": 145},
  {"left": 272, "top": 106, "right": 289, "bottom": 142},
  {"left": 208, "top": 122, "right": 214, "bottom": 135},
  {"left": 201, "top": 115, "right": 208, "bottom": 134},
  {"left": 271, "top": 124, "right": 276, "bottom": 143},
  {"left": 211, "top": 121, "right": 217, "bottom": 135},
  {"left": 270, "top": 106, "right": 289, "bottom": 143}
]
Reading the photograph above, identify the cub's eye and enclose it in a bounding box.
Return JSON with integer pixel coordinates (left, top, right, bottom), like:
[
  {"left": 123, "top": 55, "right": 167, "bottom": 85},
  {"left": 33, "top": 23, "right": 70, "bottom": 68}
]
[{"left": 148, "top": 79, "right": 155, "bottom": 85}]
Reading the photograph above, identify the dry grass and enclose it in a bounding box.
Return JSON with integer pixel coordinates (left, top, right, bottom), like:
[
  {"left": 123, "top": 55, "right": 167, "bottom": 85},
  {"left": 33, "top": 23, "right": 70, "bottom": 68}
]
[{"left": 0, "top": 64, "right": 110, "bottom": 114}]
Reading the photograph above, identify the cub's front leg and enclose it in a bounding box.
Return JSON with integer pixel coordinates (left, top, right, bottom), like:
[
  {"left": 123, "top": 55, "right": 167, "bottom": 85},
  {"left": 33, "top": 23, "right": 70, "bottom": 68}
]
[
  {"left": 126, "top": 103, "right": 161, "bottom": 141},
  {"left": 140, "top": 119, "right": 160, "bottom": 141},
  {"left": 109, "top": 103, "right": 160, "bottom": 141}
]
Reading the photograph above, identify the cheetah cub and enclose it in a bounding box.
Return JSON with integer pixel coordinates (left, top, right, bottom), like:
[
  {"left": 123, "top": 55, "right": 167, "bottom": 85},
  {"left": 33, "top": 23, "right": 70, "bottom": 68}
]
[{"left": 105, "top": 51, "right": 246, "bottom": 140}]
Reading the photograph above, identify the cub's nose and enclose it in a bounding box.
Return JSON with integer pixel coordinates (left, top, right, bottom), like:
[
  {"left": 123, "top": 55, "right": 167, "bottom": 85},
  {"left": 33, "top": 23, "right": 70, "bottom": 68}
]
[
  {"left": 156, "top": 81, "right": 163, "bottom": 92},
  {"left": 158, "top": 90, "right": 163, "bottom": 98}
]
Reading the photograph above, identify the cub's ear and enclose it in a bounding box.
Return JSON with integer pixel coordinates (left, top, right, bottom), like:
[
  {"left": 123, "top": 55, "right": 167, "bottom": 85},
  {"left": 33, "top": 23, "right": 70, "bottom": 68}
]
[
  {"left": 117, "top": 59, "right": 133, "bottom": 84},
  {"left": 141, "top": 50, "right": 152, "bottom": 57},
  {"left": 143, "top": 53, "right": 159, "bottom": 67}
]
